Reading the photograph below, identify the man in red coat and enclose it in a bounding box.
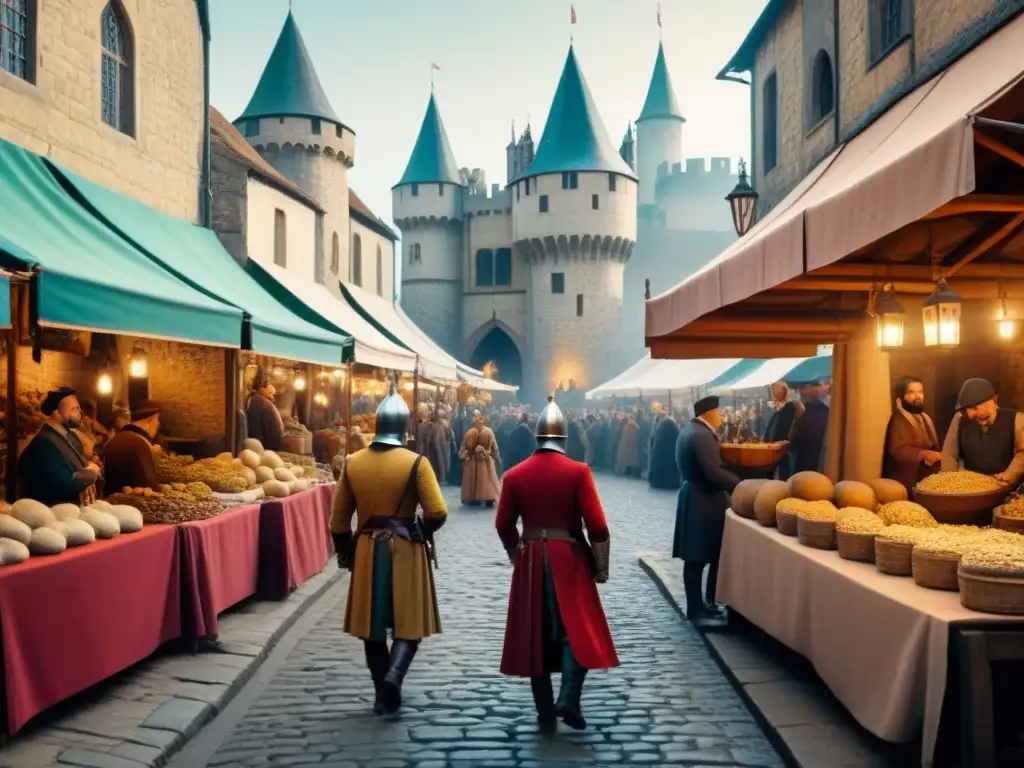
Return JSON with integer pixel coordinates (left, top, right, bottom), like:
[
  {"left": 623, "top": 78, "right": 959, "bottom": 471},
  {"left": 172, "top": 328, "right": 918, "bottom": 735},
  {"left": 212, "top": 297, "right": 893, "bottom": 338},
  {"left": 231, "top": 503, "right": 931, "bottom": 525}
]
[{"left": 496, "top": 397, "right": 618, "bottom": 733}]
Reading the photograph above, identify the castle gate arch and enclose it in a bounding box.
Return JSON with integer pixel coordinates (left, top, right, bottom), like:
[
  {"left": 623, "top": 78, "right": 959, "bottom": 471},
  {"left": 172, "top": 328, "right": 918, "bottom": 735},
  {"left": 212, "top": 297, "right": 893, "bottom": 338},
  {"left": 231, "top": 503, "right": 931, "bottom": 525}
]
[{"left": 469, "top": 324, "right": 523, "bottom": 390}]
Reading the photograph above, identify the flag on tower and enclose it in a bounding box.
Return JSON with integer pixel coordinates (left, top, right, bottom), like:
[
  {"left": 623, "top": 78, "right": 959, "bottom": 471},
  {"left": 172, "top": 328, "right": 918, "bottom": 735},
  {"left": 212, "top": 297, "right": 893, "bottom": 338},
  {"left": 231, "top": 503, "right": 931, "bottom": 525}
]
[
  {"left": 571, "top": 5, "right": 577, "bottom": 24},
  {"left": 657, "top": 1, "right": 662, "bottom": 27},
  {"left": 432, "top": 62, "right": 441, "bottom": 71}
]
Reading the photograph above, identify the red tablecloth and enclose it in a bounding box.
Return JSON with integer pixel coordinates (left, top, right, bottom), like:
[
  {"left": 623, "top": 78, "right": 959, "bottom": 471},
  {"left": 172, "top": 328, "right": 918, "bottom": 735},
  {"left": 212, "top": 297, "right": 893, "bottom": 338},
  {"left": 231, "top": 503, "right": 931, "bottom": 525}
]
[
  {"left": 0, "top": 525, "right": 180, "bottom": 736},
  {"left": 178, "top": 503, "right": 261, "bottom": 641},
  {"left": 257, "top": 487, "right": 331, "bottom": 600}
]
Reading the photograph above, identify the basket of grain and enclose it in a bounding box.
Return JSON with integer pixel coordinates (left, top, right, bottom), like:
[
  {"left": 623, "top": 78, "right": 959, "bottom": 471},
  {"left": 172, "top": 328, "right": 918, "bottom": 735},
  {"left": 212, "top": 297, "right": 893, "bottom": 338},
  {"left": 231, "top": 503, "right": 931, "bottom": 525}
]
[
  {"left": 913, "top": 471, "right": 1010, "bottom": 526},
  {"left": 719, "top": 441, "right": 789, "bottom": 469},
  {"left": 835, "top": 509, "right": 885, "bottom": 562},
  {"left": 875, "top": 525, "right": 931, "bottom": 576},
  {"left": 775, "top": 498, "right": 803, "bottom": 537},
  {"left": 958, "top": 539, "right": 1024, "bottom": 614},
  {"left": 910, "top": 527, "right": 981, "bottom": 590},
  {"left": 796, "top": 502, "right": 843, "bottom": 550},
  {"left": 993, "top": 497, "right": 1024, "bottom": 534}
]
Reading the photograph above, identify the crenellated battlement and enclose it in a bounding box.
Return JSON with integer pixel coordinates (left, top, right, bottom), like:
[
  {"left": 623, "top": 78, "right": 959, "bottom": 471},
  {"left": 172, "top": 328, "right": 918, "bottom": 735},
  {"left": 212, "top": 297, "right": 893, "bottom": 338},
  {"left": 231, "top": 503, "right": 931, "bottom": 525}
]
[
  {"left": 655, "top": 156, "right": 734, "bottom": 200},
  {"left": 463, "top": 182, "right": 511, "bottom": 216}
]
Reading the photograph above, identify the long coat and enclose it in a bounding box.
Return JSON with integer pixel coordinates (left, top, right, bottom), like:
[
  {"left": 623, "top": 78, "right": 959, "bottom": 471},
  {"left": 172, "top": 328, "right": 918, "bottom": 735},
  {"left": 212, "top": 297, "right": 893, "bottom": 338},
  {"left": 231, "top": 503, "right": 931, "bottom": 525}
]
[
  {"left": 417, "top": 420, "right": 450, "bottom": 485},
  {"left": 883, "top": 402, "right": 940, "bottom": 493},
  {"left": 567, "top": 419, "right": 588, "bottom": 463},
  {"left": 496, "top": 450, "right": 619, "bottom": 677},
  {"left": 103, "top": 426, "right": 159, "bottom": 494},
  {"left": 615, "top": 419, "right": 641, "bottom": 473},
  {"left": 673, "top": 419, "right": 740, "bottom": 563},
  {"left": 504, "top": 422, "right": 536, "bottom": 471},
  {"left": 648, "top": 418, "right": 681, "bottom": 490},
  {"left": 460, "top": 425, "right": 501, "bottom": 502},
  {"left": 330, "top": 446, "right": 447, "bottom": 640},
  {"left": 792, "top": 399, "right": 829, "bottom": 474}
]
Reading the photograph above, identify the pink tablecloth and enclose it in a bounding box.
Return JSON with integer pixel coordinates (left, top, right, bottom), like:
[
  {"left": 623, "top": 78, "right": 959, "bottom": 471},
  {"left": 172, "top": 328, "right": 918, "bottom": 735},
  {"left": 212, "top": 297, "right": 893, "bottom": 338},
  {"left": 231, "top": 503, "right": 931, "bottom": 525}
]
[
  {"left": 0, "top": 525, "right": 180, "bottom": 736},
  {"left": 178, "top": 503, "right": 262, "bottom": 641},
  {"left": 258, "top": 487, "right": 331, "bottom": 600}
]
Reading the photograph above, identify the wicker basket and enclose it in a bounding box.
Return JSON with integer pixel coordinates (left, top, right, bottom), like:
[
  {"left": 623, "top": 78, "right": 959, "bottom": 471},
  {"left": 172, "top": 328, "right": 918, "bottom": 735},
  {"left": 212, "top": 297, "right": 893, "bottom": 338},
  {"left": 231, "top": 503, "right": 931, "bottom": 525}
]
[
  {"left": 776, "top": 508, "right": 799, "bottom": 537},
  {"left": 912, "top": 486, "right": 1008, "bottom": 525},
  {"left": 875, "top": 538, "right": 913, "bottom": 576},
  {"left": 912, "top": 549, "right": 960, "bottom": 591},
  {"left": 797, "top": 516, "right": 836, "bottom": 550},
  {"left": 959, "top": 569, "right": 1024, "bottom": 615},
  {"left": 719, "top": 441, "right": 789, "bottom": 468},
  {"left": 993, "top": 506, "right": 1024, "bottom": 535},
  {"left": 837, "top": 530, "right": 877, "bottom": 562}
]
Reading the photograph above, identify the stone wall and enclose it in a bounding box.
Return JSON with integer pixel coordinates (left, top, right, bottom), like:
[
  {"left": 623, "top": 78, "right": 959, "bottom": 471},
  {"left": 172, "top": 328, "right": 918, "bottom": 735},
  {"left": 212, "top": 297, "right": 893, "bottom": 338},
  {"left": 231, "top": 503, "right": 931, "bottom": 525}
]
[
  {"left": 0, "top": 0, "right": 205, "bottom": 222},
  {"left": 211, "top": 140, "right": 249, "bottom": 267}
]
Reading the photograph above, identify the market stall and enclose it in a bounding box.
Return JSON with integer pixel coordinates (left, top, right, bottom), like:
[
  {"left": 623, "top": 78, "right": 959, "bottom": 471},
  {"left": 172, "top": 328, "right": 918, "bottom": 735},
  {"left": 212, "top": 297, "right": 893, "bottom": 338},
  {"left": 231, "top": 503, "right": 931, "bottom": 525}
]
[{"left": 644, "top": 16, "right": 1024, "bottom": 766}]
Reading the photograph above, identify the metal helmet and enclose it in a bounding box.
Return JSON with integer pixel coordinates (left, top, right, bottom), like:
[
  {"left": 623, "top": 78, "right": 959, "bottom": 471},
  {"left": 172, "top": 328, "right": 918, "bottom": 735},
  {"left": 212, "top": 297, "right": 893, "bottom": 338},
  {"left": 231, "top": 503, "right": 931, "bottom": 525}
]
[
  {"left": 372, "top": 374, "right": 409, "bottom": 447},
  {"left": 535, "top": 396, "right": 567, "bottom": 454}
]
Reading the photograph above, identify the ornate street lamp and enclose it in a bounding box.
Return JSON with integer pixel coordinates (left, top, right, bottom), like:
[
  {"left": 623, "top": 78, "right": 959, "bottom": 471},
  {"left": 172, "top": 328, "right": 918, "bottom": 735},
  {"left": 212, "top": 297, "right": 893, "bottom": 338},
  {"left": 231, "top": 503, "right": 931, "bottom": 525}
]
[
  {"left": 922, "top": 279, "right": 962, "bottom": 349},
  {"left": 726, "top": 158, "right": 759, "bottom": 237},
  {"left": 874, "top": 285, "right": 905, "bottom": 350}
]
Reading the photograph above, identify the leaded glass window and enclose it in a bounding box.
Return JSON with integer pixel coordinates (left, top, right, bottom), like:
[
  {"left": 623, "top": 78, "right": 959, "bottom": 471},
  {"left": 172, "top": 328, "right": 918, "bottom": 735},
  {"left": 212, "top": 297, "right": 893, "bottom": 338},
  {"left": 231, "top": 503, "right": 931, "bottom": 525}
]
[
  {"left": 1, "top": 0, "right": 30, "bottom": 81},
  {"left": 101, "top": 3, "right": 130, "bottom": 132}
]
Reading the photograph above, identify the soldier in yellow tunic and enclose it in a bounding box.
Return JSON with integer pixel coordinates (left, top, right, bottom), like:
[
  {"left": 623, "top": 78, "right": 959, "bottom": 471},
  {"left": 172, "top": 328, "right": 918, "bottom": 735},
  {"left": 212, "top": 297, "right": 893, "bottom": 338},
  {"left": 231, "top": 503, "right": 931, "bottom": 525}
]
[{"left": 330, "top": 379, "right": 448, "bottom": 715}]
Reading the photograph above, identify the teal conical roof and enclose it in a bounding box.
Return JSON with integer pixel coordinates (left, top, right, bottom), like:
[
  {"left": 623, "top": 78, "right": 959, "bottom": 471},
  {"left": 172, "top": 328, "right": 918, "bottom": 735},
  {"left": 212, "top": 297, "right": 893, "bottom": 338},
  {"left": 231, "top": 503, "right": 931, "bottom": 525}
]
[
  {"left": 514, "top": 46, "right": 636, "bottom": 182},
  {"left": 395, "top": 93, "right": 462, "bottom": 188},
  {"left": 237, "top": 12, "right": 340, "bottom": 124},
  {"left": 637, "top": 42, "right": 685, "bottom": 124}
]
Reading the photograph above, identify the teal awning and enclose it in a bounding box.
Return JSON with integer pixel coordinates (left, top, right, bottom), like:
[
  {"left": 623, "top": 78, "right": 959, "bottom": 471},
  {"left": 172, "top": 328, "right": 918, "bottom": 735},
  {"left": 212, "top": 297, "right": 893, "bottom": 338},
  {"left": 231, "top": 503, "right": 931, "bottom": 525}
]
[
  {"left": 707, "top": 359, "right": 764, "bottom": 389},
  {"left": 783, "top": 355, "right": 832, "bottom": 385},
  {"left": 0, "top": 139, "right": 241, "bottom": 346},
  {"left": 50, "top": 162, "right": 349, "bottom": 366}
]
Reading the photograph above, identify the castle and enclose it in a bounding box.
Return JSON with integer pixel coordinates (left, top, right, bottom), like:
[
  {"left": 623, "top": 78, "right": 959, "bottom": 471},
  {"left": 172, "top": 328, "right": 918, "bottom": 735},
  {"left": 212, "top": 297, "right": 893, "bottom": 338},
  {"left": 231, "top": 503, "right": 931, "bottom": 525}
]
[{"left": 395, "top": 41, "right": 738, "bottom": 405}]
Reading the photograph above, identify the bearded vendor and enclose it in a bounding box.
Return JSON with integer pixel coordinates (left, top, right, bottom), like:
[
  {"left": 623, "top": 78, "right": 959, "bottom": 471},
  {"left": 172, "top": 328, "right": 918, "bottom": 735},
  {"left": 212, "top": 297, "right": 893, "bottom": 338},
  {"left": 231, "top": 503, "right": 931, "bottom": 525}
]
[
  {"left": 18, "top": 387, "right": 102, "bottom": 505},
  {"left": 941, "top": 378, "right": 1024, "bottom": 486}
]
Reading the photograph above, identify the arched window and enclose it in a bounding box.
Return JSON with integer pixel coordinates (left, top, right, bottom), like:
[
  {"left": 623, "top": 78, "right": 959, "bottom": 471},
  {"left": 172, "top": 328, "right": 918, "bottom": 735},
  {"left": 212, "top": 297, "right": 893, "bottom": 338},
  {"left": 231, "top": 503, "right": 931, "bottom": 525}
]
[
  {"left": 376, "top": 245, "right": 383, "bottom": 296},
  {"left": 494, "top": 248, "right": 512, "bottom": 287},
  {"left": 0, "top": 0, "right": 35, "bottom": 82},
  {"left": 810, "top": 50, "right": 834, "bottom": 125},
  {"left": 476, "top": 249, "right": 494, "bottom": 287},
  {"left": 352, "top": 233, "right": 362, "bottom": 286},
  {"left": 100, "top": 2, "right": 133, "bottom": 135},
  {"left": 762, "top": 73, "right": 778, "bottom": 173},
  {"left": 331, "top": 232, "right": 340, "bottom": 274}
]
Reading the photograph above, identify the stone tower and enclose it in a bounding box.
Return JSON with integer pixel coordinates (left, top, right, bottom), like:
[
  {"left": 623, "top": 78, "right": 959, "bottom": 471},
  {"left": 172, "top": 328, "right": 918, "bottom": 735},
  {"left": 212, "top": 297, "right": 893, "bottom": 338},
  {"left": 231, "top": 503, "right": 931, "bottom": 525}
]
[
  {"left": 619, "top": 123, "right": 636, "bottom": 171},
  {"left": 233, "top": 12, "right": 355, "bottom": 290},
  {"left": 393, "top": 92, "right": 465, "bottom": 357},
  {"left": 635, "top": 41, "right": 685, "bottom": 208},
  {"left": 509, "top": 45, "right": 638, "bottom": 404}
]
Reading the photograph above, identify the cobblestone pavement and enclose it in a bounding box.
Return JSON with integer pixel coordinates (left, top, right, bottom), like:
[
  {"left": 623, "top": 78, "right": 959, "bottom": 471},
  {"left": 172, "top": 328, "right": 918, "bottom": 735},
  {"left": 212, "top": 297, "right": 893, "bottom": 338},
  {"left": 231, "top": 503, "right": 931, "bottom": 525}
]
[{"left": 199, "top": 473, "right": 783, "bottom": 768}]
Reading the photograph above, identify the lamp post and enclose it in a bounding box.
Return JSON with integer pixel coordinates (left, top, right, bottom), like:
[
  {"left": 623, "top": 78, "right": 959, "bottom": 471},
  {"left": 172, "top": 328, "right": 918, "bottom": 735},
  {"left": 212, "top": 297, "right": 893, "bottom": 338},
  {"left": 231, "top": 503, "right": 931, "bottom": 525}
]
[
  {"left": 726, "top": 158, "right": 759, "bottom": 237},
  {"left": 922, "top": 279, "right": 962, "bottom": 349}
]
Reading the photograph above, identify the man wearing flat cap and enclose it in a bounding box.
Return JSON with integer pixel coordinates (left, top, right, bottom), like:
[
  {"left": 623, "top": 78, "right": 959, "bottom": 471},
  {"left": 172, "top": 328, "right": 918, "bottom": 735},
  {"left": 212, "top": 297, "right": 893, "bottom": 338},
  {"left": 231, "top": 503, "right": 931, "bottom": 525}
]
[
  {"left": 941, "top": 378, "right": 1024, "bottom": 486},
  {"left": 18, "top": 387, "right": 102, "bottom": 506},
  {"left": 672, "top": 395, "right": 740, "bottom": 630}
]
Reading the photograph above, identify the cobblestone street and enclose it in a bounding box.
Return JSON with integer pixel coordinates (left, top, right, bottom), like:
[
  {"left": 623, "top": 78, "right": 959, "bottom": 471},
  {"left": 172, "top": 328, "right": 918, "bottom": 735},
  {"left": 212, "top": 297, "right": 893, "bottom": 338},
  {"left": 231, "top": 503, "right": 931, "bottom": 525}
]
[{"left": 183, "top": 474, "right": 783, "bottom": 768}]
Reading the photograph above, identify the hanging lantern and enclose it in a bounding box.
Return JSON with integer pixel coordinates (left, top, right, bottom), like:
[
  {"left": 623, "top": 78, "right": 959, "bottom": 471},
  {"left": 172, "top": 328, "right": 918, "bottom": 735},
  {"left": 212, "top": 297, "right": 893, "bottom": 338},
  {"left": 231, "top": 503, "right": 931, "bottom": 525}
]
[
  {"left": 874, "top": 285, "right": 905, "bottom": 350},
  {"left": 293, "top": 368, "right": 307, "bottom": 391},
  {"left": 97, "top": 372, "right": 113, "bottom": 396},
  {"left": 333, "top": 368, "right": 344, "bottom": 379},
  {"left": 922, "top": 279, "right": 962, "bottom": 349},
  {"left": 129, "top": 344, "right": 148, "bottom": 378},
  {"left": 725, "top": 158, "right": 759, "bottom": 237},
  {"left": 998, "top": 297, "right": 1018, "bottom": 341}
]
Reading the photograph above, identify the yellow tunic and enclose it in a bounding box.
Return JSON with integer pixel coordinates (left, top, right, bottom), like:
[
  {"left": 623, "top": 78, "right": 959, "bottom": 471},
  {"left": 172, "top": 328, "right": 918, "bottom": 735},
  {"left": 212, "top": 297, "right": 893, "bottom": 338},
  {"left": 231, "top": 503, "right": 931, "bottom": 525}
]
[{"left": 330, "top": 446, "right": 448, "bottom": 640}]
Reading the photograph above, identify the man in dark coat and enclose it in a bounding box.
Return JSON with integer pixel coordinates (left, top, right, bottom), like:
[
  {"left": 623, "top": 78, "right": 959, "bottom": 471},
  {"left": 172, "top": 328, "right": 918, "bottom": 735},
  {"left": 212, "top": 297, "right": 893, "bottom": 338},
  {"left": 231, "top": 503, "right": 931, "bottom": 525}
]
[
  {"left": 566, "top": 416, "right": 587, "bottom": 463},
  {"left": 763, "top": 381, "right": 801, "bottom": 480},
  {"left": 637, "top": 411, "right": 653, "bottom": 479},
  {"left": 104, "top": 406, "right": 160, "bottom": 494},
  {"left": 791, "top": 382, "right": 830, "bottom": 473},
  {"left": 504, "top": 413, "right": 537, "bottom": 472},
  {"left": 672, "top": 396, "right": 739, "bottom": 630},
  {"left": 246, "top": 368, "right": 284, "bottom": 451},
  {"left": 18, "top": 387, "right": 102, "bottom": 506},
  {"left": 448, "top": 408, "right": 466, "bottom": 486},
  {"left": 648, "top": 414, "right": 681, "bottom": 490}
]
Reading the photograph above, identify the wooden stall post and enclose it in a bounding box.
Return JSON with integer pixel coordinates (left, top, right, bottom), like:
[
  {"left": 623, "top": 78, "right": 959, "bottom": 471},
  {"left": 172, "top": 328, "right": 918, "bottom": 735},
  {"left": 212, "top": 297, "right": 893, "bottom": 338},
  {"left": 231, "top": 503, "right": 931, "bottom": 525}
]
[
  {"left": 411, "top": 357, "right": 420, "bottom": 448},
  {"left": 4, "top": 315, "right": 16, "bottom": 503},
  {"left": 344, "top": 362, "right": 353, "bottom": 458},
  {"left": 225, "top": 348, "right": 239, "bottom": 455}
]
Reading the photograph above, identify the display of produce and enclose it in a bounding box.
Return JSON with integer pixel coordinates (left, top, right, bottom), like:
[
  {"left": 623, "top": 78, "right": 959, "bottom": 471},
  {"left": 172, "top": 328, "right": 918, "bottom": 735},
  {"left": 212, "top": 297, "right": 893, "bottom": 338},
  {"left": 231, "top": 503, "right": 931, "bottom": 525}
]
[
  {"left": 719, "top": 441, "right": 789, "bottom": 468},
  {"left": 0, "top": 538, "right": 29, "bottom": 565},
  {"left": 107, "top": 505, "right": 144, "bottom": 533},
  {"left": 835, "top": 509, "right": 884, "bottom": 533},
  {"left": 11, "top": 499, "right": 57, "bottom": 530},
  {"left": 788, "top": 472, "right": 835, "bottom": 502},
  {"left": 1000, "top": 495, "right": 1024, "bottom": 518},
  {"left": 877, "top": 501, "right": 939, "bottom": 528},
  {"left": 155, "top": 453, "right": 249, "bottom": 493},
  {"left": 917, "top": 471, "right": 1004, "bottom": 494},
  {"left": 52, "top": 504, "right": 80, "bottom": 522},
  {"left": 29, "top": 527, "right": 66, "bottom": 556},
  {"left": 959, "top": 540, "right": 1024, "bottom": 576},
  {"left": 0, "top": 514, "right": 32, "bottom": 545},
  {"left": 54, "top": 519, "right": 96, "bottom": 547},
  {"left": 753, "top": 481, "right": 790, "bottom": 526},
  {"left": 80, "top": 508, "right": 121, "bottom": 538},
  {"left": 278, "top": 451, "right": 315, "bottom": 468},
  {"left": 834, "top": 481, "right": 877, "bottom": 511},
  {"left": 731, "top": 479, "right": 769, "bottom": 519},
  {"left": 870, "top": 478, "right": 909, "bottom": 504},
  {"left": 107, "top": 486, "right": 221, "bottom": 524},
  {"left": 282, "top": 415, "right": 310, "bottom": 436}
]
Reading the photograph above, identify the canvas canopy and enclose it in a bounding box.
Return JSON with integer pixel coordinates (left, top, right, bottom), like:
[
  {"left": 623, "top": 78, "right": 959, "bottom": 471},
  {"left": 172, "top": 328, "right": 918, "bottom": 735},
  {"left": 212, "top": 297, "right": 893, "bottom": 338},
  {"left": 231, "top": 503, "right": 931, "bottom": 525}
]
[
  {"left": 782, "top": 354, "right": 833, "bottom": 385},
  {"left": 714, "top": 358, "right": 810, "bottom": 392},
  {"left": 588, "top": 357, "right": 739, "bottom": 399},
  {"left": 585, "top": 354, "right": 661, "bottom": 399}
]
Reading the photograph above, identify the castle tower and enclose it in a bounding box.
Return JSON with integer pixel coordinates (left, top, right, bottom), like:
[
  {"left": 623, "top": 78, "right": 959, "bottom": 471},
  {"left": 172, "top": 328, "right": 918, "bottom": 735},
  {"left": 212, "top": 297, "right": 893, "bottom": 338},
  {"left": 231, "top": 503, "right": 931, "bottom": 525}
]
[
  {"left": 636, "top": 41, "right": 685, "bottom": 208},
  {"left": 234, "top": 12, "right": 354, "bottom": 288},
  {"left": 393, "top": 92, "right": 465, "bottom": 357},
  {"left": 619, "top": 124, "right": 635, "bottom": 171},
  {"left": 510, "top": 45, "right": 638, "bottom": 404}
]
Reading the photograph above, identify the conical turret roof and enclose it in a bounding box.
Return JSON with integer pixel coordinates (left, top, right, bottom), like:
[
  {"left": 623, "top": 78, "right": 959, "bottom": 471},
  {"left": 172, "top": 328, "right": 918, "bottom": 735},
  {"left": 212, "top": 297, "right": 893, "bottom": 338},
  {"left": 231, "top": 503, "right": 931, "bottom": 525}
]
[
  {"left": 514, "top": 46, "right": 636, "bottom": 182},
  {"left": 395, "top": 93, "right": 463, "bottom": 188},
  {"left": 237, "top": 12, "right": 341, "bottom": 124},
  {"left": 637, "top": 42, "right": 685, "bottom": 124}
]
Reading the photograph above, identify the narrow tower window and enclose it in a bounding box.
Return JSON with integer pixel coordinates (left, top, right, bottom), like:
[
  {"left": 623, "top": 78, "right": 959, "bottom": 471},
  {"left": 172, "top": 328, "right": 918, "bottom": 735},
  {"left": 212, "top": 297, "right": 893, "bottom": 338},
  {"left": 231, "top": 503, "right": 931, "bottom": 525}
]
[
  {"left": 762, "top": 73, "right": 778, "bottom": 173},
  {"left": 810, "top": 50, "right": 834, "bottom": 124},
  {"left": 411, "top": 183, "right": 419, "bottom": 197},
  {"left": 100, "top": 2, "right": 133, "bottom": 135},
  {"left": 539, "top": 195, "right": 549, "bottom": 213},
  {"left": 376, "top": 245, "right": 383, "bottom": 296},
  {"left": 273, "top": 209, "right": 287, "bottom": 267},
  {"left": 243, "top": 119, "right": 260, "bottom": 138},
  {"left": 551, "top": 272, "right": 565, "bottom": 294},
  {"left": 592, "top": 194, "right": 599, "bottom": 210},
  {"left": 1, "top": 0, "right": 34, "bottom": 82},
  {"left": 352, "top": 233, "right": 363, "bottom": 286},
  {"left": 576, "top": 294, "right": 584, "bottom": 317},
  {"left": 476, "top": 249, "right": 494, "bottom": 287},
  {"left": 494, "top": 248, "right": 512, "bottom": 287},
  {"left": 608, "top": 174, "right": 617, "bottom": 192},
  {"left": 560, "top": 172, "right": 578, "bottom": 190},
  {"left": 331, "top": 232, "right": 340, "bottom": 274},
  {"left": 311, "top": 118, "right": 321, "bottom": 134},
  {"left": 438, "top": 184, "right": 444, "bottom": 196}
]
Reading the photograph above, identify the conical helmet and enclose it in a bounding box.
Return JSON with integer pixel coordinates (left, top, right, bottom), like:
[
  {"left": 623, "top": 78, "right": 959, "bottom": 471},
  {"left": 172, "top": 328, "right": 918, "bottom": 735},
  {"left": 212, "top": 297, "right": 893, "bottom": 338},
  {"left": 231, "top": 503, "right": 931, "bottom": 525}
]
[
  {"left": 535, "top": 396, "right": 567, "bottom": 454},
  {"left": 372, "top": 374, "right": 409, "bottom": 447}
]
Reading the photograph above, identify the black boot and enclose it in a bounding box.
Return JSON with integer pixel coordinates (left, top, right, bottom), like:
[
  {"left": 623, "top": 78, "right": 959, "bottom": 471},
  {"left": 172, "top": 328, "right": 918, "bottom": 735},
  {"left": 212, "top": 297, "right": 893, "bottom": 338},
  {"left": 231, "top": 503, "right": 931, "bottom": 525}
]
[
  {"left": 704, "top": 559, "right": 729, "bottom": 620},
  {"left": 363, "top": 641, "right": 390, "bottom": 715},
  {"left": 530, "top": 676, "right": 557, "bottom": 733},
  {"left": 685, "top": 561, "right": 726, "bottom": 631},
  {"left": 380, "top": 639, "right": 419, "bottom": 715},
  {"left": 554, "top": 644, "right": 588, "bottom": 730}
]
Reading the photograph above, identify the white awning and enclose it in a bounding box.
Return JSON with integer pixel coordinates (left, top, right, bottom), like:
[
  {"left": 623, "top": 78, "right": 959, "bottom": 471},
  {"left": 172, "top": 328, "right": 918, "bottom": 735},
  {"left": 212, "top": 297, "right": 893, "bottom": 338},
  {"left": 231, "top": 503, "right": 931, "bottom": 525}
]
[
  {"left": 586, "top": 354, "right": 661, "bottom": 399},
  {"left": 629, "top": 358, "right": 741, "bottom": 396},
  {"left": 716, "top": 357, "right": 809, "bottom": 391}
]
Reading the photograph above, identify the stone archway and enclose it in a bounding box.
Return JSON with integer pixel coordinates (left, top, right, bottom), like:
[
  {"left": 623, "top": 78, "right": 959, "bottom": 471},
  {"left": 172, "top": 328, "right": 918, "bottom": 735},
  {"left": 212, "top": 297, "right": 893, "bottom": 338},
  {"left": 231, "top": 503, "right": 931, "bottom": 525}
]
[{"left": 470, "top": 326, "right": 523, "bottom": 389}]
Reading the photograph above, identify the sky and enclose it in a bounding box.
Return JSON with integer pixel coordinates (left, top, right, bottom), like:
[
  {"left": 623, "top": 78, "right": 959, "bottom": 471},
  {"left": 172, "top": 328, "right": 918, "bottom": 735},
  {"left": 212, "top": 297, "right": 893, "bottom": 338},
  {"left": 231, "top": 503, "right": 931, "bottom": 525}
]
[{"left": 209, "top": 0, "right": 768, "bottom": 227}]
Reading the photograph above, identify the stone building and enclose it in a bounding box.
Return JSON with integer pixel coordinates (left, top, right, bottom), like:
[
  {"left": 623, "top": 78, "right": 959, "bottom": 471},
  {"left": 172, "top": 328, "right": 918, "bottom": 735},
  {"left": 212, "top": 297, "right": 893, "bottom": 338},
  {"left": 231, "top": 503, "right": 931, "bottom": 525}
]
[
  {"left": 229, "top": 12, "right": 398, "bottom": 300},
  {"left": 395, "top": 40, "right": 737, "bottom": 404},
  {"left": 0, "top": 0, "right": 208, "bottom": 223}
]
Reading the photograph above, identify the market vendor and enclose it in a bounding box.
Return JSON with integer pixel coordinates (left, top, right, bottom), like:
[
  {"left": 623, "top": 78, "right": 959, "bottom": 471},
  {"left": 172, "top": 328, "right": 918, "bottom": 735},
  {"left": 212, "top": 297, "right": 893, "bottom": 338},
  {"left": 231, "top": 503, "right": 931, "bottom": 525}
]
[
  {"left": 18, "top": 387, "right": 102, "bottom": 506},
  {"left": 882, "top": 377, "right": 941, "bottom": 493},
  {"left": 941, "top": 378, "right": 1024, "bottom": 485},
  {"left": 103, "top": 405, "right": 159, "bottom": 494},
  {"left": 672, "top": 395, "right": 739, "bottom": 630},
  {"left": 246, "top": 367, "right": 284, "bottom": 452},
  {"left": 763, "top": 381, "right": 803, "bottom": 480}
]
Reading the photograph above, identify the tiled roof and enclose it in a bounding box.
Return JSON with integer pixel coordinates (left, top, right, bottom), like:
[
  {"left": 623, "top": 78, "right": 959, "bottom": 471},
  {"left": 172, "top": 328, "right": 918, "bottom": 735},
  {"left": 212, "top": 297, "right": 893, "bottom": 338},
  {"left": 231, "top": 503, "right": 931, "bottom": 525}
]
[{"left": 349, "top": 188, "right": 397, "bottom": 241}]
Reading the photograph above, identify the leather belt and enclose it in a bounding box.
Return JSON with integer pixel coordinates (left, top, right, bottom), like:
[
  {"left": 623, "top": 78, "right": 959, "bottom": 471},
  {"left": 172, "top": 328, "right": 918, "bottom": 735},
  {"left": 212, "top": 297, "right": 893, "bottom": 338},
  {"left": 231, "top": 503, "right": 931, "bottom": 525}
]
[
  {"left": 521, "top": 527, "right": 573, "bottom": 541},
  {"left": 358, "top": 516, "right": 421, "bottom": 542}
]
